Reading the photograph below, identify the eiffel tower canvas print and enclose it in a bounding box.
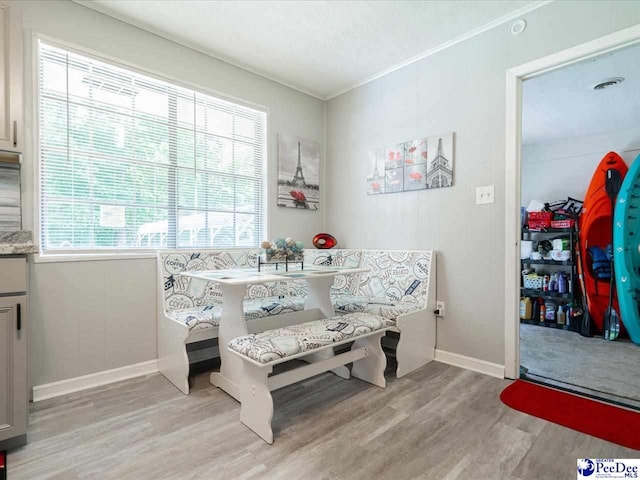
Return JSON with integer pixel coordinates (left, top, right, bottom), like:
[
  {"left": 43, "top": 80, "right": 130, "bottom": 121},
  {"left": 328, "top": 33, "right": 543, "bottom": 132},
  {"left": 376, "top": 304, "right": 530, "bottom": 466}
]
[
  {"left": 367, "top": 133, "right": 454, "bottom": 195},
  {"left": 425, "top": 133, "right": 454, "bottom": 189},
  {"left": 277, "top": 133, "right": 320, "bottom": 209}
]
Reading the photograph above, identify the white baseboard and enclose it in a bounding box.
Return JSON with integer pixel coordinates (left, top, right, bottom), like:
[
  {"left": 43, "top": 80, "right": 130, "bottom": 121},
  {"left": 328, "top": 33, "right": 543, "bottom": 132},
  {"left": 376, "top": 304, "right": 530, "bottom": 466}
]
[
  {"left": 33, "top": 359, "right": 159, "bottom": 402},
  {"left": 434, "top": 349, "right": 505, "bottom": 379}
]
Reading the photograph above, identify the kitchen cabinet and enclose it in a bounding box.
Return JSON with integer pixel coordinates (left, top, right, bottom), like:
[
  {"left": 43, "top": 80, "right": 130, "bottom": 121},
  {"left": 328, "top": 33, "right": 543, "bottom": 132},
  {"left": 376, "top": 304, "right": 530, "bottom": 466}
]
[
  {"left": 0, "top": 1, "right": 22, "bottom": 153},
  {"left": 0, "top": 255, "right": 27, "bottom": 450}
]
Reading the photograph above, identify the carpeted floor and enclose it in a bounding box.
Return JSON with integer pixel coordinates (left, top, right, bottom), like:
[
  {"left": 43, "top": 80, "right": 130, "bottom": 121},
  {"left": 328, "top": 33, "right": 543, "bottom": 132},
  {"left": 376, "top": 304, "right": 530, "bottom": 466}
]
[{"left": 520, "top": 323, "right": 640, "bottom": 403}]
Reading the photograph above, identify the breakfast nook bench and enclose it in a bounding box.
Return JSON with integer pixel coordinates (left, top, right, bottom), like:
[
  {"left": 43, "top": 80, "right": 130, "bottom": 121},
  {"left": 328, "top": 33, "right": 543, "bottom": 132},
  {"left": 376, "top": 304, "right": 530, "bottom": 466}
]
[
  {"left": 157, "top": 248, "right": 436, "bottom": 395},
  {"left": 228, "top": 312, "right": 392, "bottom": 444}
]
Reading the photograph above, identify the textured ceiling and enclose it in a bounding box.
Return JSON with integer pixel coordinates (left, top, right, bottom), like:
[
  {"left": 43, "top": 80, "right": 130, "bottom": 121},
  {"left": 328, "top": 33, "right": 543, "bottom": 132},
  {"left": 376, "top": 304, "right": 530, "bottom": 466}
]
[
  {"left": 76, "top": 0, "right": 542, "bottom": 99},
  {"left": 523, "top": 42, "right": 640, "bottom": 145}
]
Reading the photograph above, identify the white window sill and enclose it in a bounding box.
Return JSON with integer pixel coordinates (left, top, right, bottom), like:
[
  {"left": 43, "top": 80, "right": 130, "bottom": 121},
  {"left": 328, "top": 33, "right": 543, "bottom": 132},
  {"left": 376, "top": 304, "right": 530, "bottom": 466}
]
[
  {"left": 33, "top": 252, "right": 158, "bottom": 263},
  {"left": 32, "top": 246, "right": 260, "bottom": 263}
]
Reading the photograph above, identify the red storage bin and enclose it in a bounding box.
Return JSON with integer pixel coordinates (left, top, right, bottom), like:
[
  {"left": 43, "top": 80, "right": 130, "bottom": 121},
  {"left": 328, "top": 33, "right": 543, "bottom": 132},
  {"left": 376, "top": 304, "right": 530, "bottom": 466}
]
[
  {"left": 527, "top": 211, "right": 552, "bottom": 230},
  {"left": 550, "top": 219, "right": 575, "bottom": 229}
]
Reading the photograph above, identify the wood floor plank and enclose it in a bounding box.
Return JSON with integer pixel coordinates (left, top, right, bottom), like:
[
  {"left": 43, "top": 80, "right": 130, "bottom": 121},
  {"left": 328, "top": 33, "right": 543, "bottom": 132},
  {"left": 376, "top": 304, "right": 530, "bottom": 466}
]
[{"left": 7, "top": 362, "right": 636, "bottom": 480}]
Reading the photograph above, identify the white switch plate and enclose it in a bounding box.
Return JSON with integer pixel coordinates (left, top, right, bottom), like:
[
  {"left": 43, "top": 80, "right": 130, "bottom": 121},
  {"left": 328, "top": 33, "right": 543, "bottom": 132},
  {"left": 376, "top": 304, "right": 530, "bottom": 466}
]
[{"left": 476, "top": 185, "right": 495, "bottom": 205}]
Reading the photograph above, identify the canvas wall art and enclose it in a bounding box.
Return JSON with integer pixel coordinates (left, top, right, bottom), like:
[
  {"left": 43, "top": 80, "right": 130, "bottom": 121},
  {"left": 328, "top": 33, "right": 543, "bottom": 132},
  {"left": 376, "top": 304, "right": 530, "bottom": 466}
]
[
  {"left": 278, "top": 133, "right": 320, "bottom": 210},
  {"left": 367, "top": 133, "right": 454, "bottom": 195}
]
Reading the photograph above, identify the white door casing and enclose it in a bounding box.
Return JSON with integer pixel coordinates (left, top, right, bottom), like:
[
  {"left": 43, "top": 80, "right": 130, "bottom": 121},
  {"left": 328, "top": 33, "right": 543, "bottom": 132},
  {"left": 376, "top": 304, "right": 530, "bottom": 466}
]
[{"left": 504, "top": 24, "right": 640, "bottom": 379}]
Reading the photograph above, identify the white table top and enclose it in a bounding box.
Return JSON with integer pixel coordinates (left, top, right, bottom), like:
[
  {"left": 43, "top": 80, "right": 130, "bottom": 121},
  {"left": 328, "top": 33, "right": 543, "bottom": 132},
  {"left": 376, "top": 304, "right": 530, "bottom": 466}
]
[{"left": 181, "top": 266, "right": 367, "bottom": 285}]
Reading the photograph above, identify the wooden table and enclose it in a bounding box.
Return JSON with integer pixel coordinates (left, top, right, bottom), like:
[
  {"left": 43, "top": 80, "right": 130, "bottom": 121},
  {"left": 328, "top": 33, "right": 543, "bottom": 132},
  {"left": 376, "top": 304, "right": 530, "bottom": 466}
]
[{"left": 181, "top": 266, "right": 367, "bottom": 400}]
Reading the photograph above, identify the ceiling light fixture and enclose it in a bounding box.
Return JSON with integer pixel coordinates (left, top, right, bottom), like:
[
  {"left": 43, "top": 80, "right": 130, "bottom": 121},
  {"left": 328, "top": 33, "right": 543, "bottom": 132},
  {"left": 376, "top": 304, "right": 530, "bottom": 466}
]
[{"left": 592, "top": 77, "right": 625, "bottom": 90}]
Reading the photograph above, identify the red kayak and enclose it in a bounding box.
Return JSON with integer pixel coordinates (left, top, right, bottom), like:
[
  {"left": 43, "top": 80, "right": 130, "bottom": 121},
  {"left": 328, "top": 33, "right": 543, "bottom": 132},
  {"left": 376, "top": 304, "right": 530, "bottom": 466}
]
[{"left": 579, "top": 152, "right": 628, "bottom": 334}]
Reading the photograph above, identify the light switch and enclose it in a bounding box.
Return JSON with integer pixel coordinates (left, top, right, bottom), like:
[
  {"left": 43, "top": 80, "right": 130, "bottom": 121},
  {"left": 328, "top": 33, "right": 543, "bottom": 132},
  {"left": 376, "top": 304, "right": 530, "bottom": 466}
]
[{"left": 476, "top": 185, "right": 495, "bottom": 205}]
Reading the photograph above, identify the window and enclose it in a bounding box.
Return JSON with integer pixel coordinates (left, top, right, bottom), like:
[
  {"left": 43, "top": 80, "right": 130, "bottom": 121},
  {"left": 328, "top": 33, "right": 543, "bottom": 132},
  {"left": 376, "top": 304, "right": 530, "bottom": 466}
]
[{"left": 38, "top": 41, "right": 266, "bottom": 254}]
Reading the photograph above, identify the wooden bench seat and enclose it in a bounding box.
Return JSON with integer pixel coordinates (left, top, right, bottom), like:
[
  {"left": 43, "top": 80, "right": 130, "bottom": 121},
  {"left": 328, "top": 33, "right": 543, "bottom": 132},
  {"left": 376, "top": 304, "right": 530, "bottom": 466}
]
[{"left": 228, "top": 312, "right": 391, "bottom": 444}]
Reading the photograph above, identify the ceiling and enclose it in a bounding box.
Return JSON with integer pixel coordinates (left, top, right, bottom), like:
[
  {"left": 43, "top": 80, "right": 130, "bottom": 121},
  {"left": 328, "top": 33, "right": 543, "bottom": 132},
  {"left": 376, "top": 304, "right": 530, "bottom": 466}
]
[
  {"left": 75, "top": 0, "right": 543, "bottom": 99},
  {"left": 523, "top": 42, "right": 640, "bottom": 145}
]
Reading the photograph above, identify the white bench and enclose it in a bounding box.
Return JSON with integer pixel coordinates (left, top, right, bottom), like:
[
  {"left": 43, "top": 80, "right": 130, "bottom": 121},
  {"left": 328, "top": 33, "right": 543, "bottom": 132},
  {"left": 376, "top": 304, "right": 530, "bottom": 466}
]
[
  {"left": 157, "top": 249, "right": 302, "bottom": 394},
  {"left": 228, "top": 312, "right": 391, "bottom": 444},
  {"left": 293, "top": 249, "right": 437, "bottom": 378},
  {"left": 157, "top": 248, "right": 436, "bottom": 394}
]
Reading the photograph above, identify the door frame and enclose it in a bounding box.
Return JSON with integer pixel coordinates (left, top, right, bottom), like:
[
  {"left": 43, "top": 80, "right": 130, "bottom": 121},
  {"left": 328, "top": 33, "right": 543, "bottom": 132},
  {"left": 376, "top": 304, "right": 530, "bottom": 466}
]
[{"left": 504, "top": 24, "right": 640, "bottom": 379}]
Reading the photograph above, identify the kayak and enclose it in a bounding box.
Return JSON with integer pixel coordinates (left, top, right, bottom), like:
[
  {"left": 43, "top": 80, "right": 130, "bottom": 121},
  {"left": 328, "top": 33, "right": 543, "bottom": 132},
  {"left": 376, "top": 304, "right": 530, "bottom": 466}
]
[
  {"left": 579, "top": 152, "right": 628, "bottom": 335},
  {"left": 613, "top": 153, "right": 640, "bottom": 345}
]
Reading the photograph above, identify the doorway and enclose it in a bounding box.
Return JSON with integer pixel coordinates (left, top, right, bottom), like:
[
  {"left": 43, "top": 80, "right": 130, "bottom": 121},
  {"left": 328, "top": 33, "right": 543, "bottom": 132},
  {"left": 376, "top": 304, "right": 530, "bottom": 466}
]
[{"left": 504, "top": 25, "right": 640, "bottom": 408}]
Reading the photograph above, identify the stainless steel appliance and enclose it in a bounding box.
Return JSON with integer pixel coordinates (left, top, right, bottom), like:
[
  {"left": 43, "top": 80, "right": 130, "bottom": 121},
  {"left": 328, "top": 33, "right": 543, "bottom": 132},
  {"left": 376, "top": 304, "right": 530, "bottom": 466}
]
[{"left": 0, "top": 153, "right": 21, "bottom": 231}]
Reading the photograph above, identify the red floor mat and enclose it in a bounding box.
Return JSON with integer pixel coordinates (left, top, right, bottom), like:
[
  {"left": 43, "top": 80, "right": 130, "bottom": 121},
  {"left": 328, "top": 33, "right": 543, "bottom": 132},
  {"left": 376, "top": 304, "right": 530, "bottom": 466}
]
[{"left": 500, "top": 380, "right": 640, "bottom": 450}]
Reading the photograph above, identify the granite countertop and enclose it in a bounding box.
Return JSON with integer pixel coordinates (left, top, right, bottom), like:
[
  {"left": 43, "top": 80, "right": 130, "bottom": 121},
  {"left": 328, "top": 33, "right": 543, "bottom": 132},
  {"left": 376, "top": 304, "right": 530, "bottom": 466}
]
[{"left": 0, "top": 230, "right": 38, "bottom": 255}]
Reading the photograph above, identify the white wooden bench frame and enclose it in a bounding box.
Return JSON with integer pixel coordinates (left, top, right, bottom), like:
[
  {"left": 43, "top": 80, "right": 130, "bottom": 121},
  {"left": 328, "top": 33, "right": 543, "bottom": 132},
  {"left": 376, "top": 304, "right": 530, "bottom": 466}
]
[
  {"left": 389, "top": 274, "right": 436, "bottom": 379},
  {"left": 229, "top": 327, "right": 390, "bottom": 444},
  {"left": 332, "top": 250, "right": 437, "bottom": 379},
  {"left": 157, "top": 249, "right": 436, "bottom": 394}
]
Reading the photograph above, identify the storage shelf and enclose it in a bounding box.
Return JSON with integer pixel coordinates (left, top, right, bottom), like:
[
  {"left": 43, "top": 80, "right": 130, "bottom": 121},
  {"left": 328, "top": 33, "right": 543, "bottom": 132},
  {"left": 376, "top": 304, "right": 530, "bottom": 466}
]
[
  {"left": 521, "top": 259, "right": 573, "bottom": 266},
  {"left": 522, "top": 227, "right": 575, "bottom": 234},
  {"left": 520, "top": 318, "right": 575, "bottom": 331},
  {"left": 520, "top": 224, "right": 579, "bottom": 320},
  {"left": 520, "top": 288, "right": 572, "bottom": 300}
]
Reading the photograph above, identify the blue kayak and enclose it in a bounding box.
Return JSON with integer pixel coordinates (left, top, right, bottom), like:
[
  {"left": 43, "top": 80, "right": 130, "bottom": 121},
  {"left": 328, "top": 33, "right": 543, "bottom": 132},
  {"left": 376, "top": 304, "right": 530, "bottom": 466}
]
[{"left": 614, "top": 153, "right": 640, "bottom": 345}]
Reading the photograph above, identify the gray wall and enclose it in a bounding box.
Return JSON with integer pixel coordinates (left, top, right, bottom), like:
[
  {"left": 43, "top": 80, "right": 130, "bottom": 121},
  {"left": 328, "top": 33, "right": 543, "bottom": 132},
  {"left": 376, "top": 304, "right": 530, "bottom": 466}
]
[
  {"left": 19, "top": 1, "right": 325, "bottom": 386},
  {"left": 21, "top": 0, "right": 640, "bottom": 384},
  {"left": 521, "top": 127, "right": 640, "bottom": 207},
  {"left": 325, "top": 1, "right": 640, "bottom": 365}
]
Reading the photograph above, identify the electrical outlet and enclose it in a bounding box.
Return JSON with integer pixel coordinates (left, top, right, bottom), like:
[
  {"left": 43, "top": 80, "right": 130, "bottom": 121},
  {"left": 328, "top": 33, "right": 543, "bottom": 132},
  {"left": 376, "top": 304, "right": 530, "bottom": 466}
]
[
  {"left": 436, "top": 301, "right": 445, "bottom": 317},
  {"left": 476, "top": 185, "right": 495, "bottom": 205}
]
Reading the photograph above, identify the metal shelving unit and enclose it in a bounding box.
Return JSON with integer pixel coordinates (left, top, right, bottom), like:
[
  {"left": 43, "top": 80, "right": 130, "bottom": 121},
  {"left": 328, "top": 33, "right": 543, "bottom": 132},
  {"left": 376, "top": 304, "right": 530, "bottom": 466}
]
[
  {"left": 520, "top": 318, "right": 573, "bottom": 331},
  {"left": 520, "top": 226, "right": 580, "bottom": 332}
]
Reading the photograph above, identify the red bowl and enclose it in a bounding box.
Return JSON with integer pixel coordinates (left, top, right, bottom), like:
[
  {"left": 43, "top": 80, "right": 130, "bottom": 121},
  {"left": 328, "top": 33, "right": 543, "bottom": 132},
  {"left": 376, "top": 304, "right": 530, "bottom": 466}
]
[{"left": 312, "top": 233, "right": 337, "bottom": 249}]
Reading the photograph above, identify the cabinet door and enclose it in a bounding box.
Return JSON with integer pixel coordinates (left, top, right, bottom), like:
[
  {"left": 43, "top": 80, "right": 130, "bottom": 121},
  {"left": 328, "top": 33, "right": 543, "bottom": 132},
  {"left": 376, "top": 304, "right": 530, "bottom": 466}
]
[
  {"left": 0, "top": 296, "right": 27, "bottom": 443},
  {"left": 0, "top": 1, "right": 22, "bottom": 152}
]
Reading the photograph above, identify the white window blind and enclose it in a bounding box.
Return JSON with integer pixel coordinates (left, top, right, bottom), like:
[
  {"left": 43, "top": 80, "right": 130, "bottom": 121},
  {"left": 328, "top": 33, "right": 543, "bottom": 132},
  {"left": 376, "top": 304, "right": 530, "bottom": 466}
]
[{"left": 38, "top": 41, "right": 266, "bottom": 254}]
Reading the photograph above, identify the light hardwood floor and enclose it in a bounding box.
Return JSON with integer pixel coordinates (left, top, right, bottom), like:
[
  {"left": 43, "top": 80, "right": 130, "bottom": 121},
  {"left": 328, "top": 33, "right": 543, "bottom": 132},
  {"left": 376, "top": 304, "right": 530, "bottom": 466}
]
[{"left": 8, "top": 361, "right": 636, "bottom": 479}]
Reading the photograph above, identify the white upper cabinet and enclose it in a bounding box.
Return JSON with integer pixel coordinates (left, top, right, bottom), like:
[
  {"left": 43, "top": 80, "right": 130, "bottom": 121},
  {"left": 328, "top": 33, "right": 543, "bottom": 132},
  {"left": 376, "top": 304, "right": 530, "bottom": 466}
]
[{"left": 0, "top": 1, "right": 21, "bottom": 153}]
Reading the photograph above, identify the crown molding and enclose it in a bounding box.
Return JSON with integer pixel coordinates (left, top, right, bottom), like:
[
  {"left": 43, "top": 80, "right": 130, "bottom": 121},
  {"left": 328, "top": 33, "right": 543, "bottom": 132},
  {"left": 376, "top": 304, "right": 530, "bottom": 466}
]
[
  {"left": 73, "top": 0, "right": 554, "bottom": 102},
  {"left": 324, "top": 0, "right": 554, "bottom": 100},
  {"left": 72, "top": 0, "right": 326, "bottom": 100}
]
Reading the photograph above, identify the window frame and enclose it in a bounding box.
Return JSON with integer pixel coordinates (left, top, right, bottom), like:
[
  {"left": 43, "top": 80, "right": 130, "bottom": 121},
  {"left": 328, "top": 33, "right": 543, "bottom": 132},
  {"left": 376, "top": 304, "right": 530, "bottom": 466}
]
[{"left": 33, "top": 35, "right": 269, "bottom": 262}]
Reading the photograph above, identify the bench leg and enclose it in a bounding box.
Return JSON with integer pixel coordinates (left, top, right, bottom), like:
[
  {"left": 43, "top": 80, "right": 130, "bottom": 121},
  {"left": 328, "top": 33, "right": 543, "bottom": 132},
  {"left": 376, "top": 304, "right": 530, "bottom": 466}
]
[
  {"left": 158, "top": 316, "right": 190, "bottom": 395},
  {"left": 395, "top": 312, "right": 435, "bottom": 378},
  {"left": 351, "top": 331, "right": 387, "bottom": 388},
  {"left": 239, "top": 362, "right": 274, "bottom": 444}
]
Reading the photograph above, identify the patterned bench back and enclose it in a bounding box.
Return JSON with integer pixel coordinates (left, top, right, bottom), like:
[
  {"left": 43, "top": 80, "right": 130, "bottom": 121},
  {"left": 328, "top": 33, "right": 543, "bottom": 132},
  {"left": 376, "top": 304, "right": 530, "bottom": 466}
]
[
  {"left": 286, "top": 249, "right": 363, "bottom": 296},
  {"left": 356, "top": 250, "right": 433, "bottom": 305},
  {"left": 160, "top": 248, "right": 433, "bottom": 312},
  {"left": 159, "top": 250, "right": 281, "bottom": 313}
]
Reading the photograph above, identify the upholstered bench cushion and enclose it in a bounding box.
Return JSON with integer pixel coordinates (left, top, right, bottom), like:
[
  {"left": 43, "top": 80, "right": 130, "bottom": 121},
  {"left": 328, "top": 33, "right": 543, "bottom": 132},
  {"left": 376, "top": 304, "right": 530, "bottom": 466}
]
[
  {"left": 167, "top": 296, "right": 306, "bottom": 331},
  {"left": 332, "top": 295, "right": 422, "bottom": 321},
  {"left": 161, "top": 250, "right": 285, "bottom": 316},
  {"left": 287, "top": 249, "right": 363, "bottom": 297},
  {"left": 228, "top": 312, "right": 392, "bottom": 364},
  {"left": 168, "top": 306, "right": 220, "bottom": 331}
]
